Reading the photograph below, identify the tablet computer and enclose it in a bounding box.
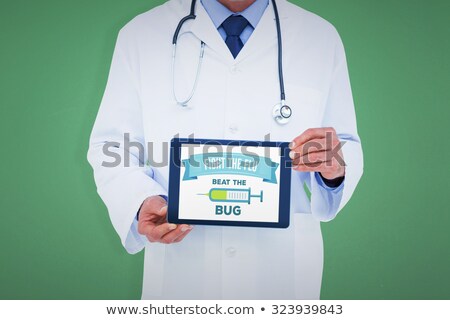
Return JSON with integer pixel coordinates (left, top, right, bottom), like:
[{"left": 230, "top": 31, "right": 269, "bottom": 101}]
[{"left": 167, "top": 138, "right": 292, "bottom": 228}]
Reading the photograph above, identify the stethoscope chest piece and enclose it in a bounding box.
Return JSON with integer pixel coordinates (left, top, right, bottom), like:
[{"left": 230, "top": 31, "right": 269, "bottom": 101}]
[{"left": 272, "top": 102, "right": 292, "bottom": 125}]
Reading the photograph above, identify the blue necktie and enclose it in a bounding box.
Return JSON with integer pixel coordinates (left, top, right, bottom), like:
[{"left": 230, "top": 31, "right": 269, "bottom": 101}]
[{"left": 221, "top": 15, "right": 249, "bottom": 58}]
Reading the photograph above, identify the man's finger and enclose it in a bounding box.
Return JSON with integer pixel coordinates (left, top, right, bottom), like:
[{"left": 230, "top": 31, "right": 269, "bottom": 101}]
[
  {"left": 292, "top": 150, "right": 330, "bottom": 166},
  {"left": 293, "top": 162, "right": 328, "bottom": 171},
  {"left": 160, "top": 224, "right": 193, "bottom": 244},
  {"left": 289, "top": 138, "right": 329, "bottom": 159},
  {"left": 146, "top": 222, "right": 178, "bottom": 242},
  {"left": 155, "top": 205, "right": 168, "bottom": 221},
  {"left": 141, "top": 196, "right": 167, "bottom": 216},
  {"left": 290, "top": 127, "right": 336, "bottom": 150},
  {"left": 141, "top": 205, "right": 167, "bottom": 225},
  {"left": 138, "top": 214, "right": 168, "bottom": 237},
  {"left": 293, "top": 158, "right": 343, "bottom": 173}
]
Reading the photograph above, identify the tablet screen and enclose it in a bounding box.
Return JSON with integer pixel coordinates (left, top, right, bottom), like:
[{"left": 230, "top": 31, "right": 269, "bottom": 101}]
[{"left": 177, "top": 143, "right": 282, "bottom": 224}]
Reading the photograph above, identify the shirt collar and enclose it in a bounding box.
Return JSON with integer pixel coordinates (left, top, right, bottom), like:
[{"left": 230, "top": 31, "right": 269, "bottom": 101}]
[{"left": 200, "top": 0, "right": 269, "bottom": 29}]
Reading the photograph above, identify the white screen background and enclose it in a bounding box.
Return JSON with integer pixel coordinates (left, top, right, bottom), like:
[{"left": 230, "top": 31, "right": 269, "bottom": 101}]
[{"left": 178, "top": 144, "right": 281, "bottom": 223}]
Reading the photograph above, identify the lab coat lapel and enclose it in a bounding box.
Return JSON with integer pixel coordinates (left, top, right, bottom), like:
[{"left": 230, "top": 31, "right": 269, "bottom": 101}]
[
  {"left": 234, "top": 0, "right": 289, "bottom": 64},
  {"left": 185, "top": 1, "right": 234, "bottom": 63}
]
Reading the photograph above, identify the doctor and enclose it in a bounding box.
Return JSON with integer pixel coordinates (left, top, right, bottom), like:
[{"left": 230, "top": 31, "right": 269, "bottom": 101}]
[{"left": 88, "top": 0, "right": 363, "bottom": 299}]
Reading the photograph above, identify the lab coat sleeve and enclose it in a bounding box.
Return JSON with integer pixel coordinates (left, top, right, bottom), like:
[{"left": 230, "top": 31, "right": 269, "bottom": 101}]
[
  {"left": 87, "top": 30, "right": 167, "bottom": 254},
  {"left": 308, "top": 30, "right": 364, "bottom": 222}
]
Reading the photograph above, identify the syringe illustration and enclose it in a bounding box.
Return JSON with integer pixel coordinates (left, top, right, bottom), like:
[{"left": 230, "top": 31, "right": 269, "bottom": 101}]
[{"left": 198, "top": 188, "right": 263, "bottom": 204}]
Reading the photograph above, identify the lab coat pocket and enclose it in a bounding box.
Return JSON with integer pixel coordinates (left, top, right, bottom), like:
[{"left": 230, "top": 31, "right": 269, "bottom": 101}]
[{"left": 270, "top": 85, "right": 323, "bottom": 141}]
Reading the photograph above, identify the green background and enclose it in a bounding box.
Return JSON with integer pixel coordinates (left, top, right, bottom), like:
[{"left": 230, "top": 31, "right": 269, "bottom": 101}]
[{"left": 1, "top": 0, "right": 449, "bottom": 299}]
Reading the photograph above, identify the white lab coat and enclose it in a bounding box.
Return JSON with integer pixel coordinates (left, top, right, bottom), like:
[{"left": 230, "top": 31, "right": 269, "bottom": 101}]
[{"left": 88, "top": 0, "right": 363, "bottom": 299}]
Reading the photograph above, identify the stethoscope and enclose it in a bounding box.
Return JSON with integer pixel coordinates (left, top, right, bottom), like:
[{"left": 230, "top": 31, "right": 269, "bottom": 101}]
[{"left": 172, "top": 0, "right": 292, "bottom": 125}]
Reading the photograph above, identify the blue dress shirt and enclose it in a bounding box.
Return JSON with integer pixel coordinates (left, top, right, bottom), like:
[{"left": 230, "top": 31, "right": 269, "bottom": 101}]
[{"left": 200, "top": 0, "right": 269, "bottom": 45}]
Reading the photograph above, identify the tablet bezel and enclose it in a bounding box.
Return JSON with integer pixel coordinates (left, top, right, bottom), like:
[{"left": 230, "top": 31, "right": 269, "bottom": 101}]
[{"left": 167, "top": 138, "right": 291, "bottom": 228}]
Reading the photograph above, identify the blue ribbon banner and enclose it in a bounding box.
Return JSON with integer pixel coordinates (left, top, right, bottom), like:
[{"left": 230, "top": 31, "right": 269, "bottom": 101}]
[{"left": 182, "top": 152, "right": 279, "bottom": 184}]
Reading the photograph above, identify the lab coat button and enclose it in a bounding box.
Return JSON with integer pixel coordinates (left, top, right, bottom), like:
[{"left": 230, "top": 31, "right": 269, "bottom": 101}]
[
  {"left": 225, "top": 247, "right": 237, "bottom": 257},
  {"left": 230, "top": 65, "right": 239, "bottom": 74},
  {"left": 228, "top": 125, "right": 238, "bottom": 133}
]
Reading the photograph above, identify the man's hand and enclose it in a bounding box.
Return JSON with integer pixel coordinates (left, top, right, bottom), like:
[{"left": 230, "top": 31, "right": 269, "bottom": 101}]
[
  {"left": 289, "top": 127, "right": 346, "bottom": 180},
  {"left": 137, "top": 195, "right": 193, "bottom": 244}
]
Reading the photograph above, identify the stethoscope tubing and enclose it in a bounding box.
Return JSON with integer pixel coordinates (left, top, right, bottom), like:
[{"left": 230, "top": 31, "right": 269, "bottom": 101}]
[{"left": 171, "top": 0, "right": 291, "bottom": 124}]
